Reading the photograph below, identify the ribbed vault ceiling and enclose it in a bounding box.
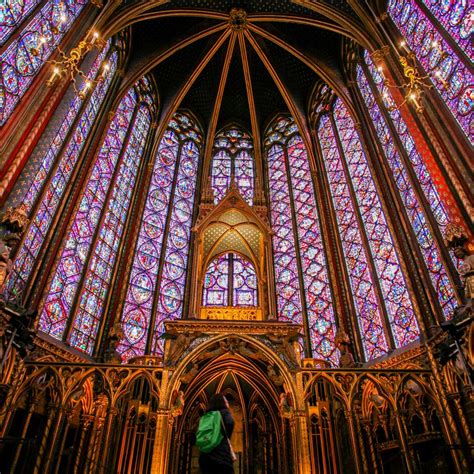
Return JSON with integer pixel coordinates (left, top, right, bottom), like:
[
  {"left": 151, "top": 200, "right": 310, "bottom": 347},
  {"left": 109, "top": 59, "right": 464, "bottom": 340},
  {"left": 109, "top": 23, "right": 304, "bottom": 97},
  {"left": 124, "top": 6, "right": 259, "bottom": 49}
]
[{"left": 112, "top": 1, "right": 361, "bottom": 137}]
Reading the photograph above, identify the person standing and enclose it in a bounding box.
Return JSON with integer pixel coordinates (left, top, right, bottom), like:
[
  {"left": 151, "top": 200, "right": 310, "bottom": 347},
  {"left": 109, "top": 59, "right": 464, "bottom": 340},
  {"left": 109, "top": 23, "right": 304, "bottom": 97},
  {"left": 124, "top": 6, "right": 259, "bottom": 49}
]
[{"left": 198, "top": 393, "right": 235, "bottom": 474}]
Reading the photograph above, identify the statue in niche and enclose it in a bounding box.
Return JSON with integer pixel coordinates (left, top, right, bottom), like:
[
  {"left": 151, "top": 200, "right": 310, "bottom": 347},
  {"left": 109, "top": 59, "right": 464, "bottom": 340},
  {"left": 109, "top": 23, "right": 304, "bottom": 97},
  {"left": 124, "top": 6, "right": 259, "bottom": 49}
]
[
  {"left": 0, "top": 239, "right": 12, "bottom": 296},
  {"left": 267, "top": 364, "right": 284, "bottom": 386},
  {"left": 0, "top": 204, "right": 29, "bottom": 299},
  {"left": 335, "top": 328, "right": 355, "bottom": 368},
  {"left": 102, "top": 322, "right": 124, "bottom": 363},
  {"left": 265, "top": 332, "right": 299, "bottom": 365},
  {"left": 171, "top": 390, "right": 185, "bottom": 417},
  {"left": 279, "top": 392, "right": 293, "bottom": 419},
  {"left": 180, "top": 362, "right": 200, "bottom": 384},
  {"left": 445, "top": 224, "right": 474, "bottom": 313}
]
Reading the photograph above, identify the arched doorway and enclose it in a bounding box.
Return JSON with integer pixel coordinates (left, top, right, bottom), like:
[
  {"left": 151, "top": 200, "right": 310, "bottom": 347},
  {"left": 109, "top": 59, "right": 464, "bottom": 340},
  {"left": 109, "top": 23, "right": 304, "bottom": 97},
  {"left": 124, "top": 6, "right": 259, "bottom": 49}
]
[{"left": 166, "top": 333, "right": 298, "bottom": 474}]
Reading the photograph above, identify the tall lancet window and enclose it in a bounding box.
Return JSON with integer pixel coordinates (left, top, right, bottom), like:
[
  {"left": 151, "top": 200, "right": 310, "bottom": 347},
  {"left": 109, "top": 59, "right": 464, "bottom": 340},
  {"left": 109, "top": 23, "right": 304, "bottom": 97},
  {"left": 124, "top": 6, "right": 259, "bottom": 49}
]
[
  {"left": 265, "top": 117, "right": 337, "bottom": 365},
  {"left": 5, "top": 39, "right": 118, "bottom": 304},
  {"left": 387, "top": 0, "right": 473, "bottom": 142},
  {"left": 357, "top": 57, "right": 457, "bottom": 319},
  {"left": 420, "top": 0, "right": 472, "bottom": 56},
  {"left": 202, "top": 253, "right": 258, "bottom": 307},
  {"left": 211, "top": 127, "right": 254, "bottom": 204},
  {"left": 0, "top": 0, "right": 89, "bottom": 125},
  {"left": 119, "top": 113, "right": 202, "bottom": 360},
  {"left": 318, "top": 97, "right": 420, "bottom": 359},
  {"left": 38, "top": 77, "right": 155, "bottom": 354},
  {"left": 1, "top": 1, "right": 43, "bottom": 45}
]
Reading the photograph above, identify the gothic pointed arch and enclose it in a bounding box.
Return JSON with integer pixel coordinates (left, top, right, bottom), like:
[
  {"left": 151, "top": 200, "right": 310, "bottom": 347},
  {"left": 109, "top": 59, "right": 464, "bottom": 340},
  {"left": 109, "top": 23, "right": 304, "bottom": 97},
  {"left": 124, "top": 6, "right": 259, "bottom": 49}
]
[{"left": 188, "top": 182, "right": 274, "bottom": 322}]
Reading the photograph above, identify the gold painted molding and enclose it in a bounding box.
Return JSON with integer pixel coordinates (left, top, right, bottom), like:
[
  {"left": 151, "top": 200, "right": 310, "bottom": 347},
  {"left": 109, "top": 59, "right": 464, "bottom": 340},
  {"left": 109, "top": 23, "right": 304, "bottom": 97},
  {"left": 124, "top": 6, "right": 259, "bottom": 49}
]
[{"left": 200, "top": 306, "right": 263, "bottom": 321}]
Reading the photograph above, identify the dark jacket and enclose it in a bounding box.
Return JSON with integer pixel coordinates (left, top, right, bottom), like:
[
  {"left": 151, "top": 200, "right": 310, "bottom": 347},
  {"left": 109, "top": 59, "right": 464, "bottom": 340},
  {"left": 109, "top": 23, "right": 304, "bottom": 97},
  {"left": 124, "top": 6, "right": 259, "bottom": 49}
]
[{"left": 199, "top": 408, "right": 235, "bottom": 469}]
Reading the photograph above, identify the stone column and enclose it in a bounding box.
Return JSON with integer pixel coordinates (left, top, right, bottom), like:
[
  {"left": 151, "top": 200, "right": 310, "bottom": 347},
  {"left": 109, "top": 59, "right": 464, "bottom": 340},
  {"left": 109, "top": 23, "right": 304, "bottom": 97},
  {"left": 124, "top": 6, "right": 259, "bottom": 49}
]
[
  {"left": 292, "top": 411, "right": 312, "bottom": 474},
  {"left": 344, "top": 409, "right": 364, "bottom": 474},
  {"left": 150, "top": 409, "right": 173, "bottom": 473},
  {"left": 33, "top": 404, "right": 57, "bottom": 474}
]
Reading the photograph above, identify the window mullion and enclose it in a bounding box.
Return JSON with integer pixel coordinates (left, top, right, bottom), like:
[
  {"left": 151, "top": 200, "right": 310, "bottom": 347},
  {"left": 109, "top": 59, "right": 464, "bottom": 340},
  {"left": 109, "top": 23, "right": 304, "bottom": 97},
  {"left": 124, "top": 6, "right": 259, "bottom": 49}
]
[
  {"left": 145, "top": 140, "right": 184, "bottom": 354},
  {"left": 282, "top": 144, "right": 313, "bottom": 357},
  {"left": 329, "top": 113, "right": 396, "bottom": 351},
  {"left": 231, "top": 151, "right": 236, "bottom": 179},
  {"left": 228, "top": 253, "right": 234, "bottom": 306}
]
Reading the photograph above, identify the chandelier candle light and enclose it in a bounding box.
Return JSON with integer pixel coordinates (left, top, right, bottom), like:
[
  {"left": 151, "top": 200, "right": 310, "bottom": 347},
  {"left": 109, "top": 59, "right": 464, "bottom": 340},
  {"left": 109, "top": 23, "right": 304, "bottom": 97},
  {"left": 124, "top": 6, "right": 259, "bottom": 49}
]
[
  {"left": 31, "top": 27, "right": 108, "bottom": 99},
  {"left": 366, "top": 2, "right": 448, "bottom": 113}
]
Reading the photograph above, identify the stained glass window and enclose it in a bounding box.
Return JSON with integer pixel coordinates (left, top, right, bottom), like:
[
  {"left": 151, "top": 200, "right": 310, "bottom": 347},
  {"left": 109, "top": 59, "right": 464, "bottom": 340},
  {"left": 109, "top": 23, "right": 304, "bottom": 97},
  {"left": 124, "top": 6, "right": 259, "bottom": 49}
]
[
  {"left": 68, "top": 87, "right": 152, "bottom": 353},
  {"left": 203, "top": 255, "right": 229, "bottom": 306},
  {"left": 357, "top": 60, "right": 457, "bottom": 319},
  {"left": 321, "top": 98, "right": 420, "bottom": 355},
  {"left": 5, "top": 41, "right": 116, "bottom": 303},
  {"left": 211, "top": 127, "right": 254, "bottom": 204},
  {"left": 119, "top": 113, "right": 202, "bottom": 360},
  {"left": 421, "top": 0, "right": 472, "bottom": 60},
  {"left": 318, "top": 114, "right": 388, "bottom": 359},
  {"left": 39, "top": 80, "right": 153, "bottom": 349},
  {"left": 0, "top": 0, "right": 88, "bottom": 125},
  {"left": 233, "top": 254, "right": 258, "bottom": 306},
  {"left": 266, "top": 117, "right": 337, "bottom": 365},
  {"left": 0, "top": 0, "right": 43, "bottom": 46},
  {"left": 202, "top": 253, "right": 258, "bottom": 307},
  {"left": 387, "top": 0, "right": 473, "bottom": 143},
  {"left": 267, "top": 143, "right": 303, "bottom": 323},
  {"left": 151, "top": 139, "right": 200, "bottom": 354}
]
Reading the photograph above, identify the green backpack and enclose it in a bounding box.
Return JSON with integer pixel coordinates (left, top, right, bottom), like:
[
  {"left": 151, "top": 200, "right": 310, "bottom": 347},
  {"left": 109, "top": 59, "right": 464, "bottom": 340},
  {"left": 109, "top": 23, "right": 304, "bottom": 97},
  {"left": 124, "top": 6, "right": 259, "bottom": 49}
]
[{"left": 195, "top": 411, "right": 223, "bottom": 453}]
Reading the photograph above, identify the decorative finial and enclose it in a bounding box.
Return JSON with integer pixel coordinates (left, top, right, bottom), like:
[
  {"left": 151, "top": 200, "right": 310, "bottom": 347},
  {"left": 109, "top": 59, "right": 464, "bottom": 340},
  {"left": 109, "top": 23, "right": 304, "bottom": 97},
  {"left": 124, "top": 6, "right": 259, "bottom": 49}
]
[{"left": 335, "top": 328, "right": 355, "bottom": 368}]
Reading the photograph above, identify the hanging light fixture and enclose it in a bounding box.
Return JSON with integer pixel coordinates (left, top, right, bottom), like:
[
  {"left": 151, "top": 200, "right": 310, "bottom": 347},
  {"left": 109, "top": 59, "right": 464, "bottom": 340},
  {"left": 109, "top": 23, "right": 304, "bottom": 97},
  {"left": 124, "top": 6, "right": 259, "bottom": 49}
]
[
  {"left": 365, "top": 3, "right": 446, "bottom": 113},
  {"left": 30, "top": 26, "right": 108, "bottom": 99}
]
